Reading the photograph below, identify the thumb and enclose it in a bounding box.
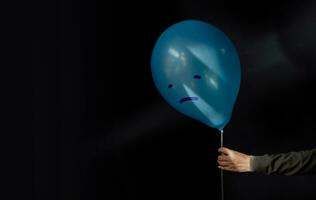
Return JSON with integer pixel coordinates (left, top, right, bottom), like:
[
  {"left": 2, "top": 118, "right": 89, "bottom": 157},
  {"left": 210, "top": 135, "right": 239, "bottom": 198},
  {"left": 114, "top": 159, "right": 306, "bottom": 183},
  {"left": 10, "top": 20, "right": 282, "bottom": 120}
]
[{"left": 218, "top": 147, "right": 231, "bottom": 155}]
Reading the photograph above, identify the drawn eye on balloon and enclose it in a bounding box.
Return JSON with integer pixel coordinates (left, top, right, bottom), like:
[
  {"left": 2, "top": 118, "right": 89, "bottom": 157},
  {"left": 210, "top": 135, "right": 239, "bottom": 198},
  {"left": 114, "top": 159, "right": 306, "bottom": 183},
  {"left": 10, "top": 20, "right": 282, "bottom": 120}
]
[{"left": 193, "top": 75, "right": 201, "bottom": 79}]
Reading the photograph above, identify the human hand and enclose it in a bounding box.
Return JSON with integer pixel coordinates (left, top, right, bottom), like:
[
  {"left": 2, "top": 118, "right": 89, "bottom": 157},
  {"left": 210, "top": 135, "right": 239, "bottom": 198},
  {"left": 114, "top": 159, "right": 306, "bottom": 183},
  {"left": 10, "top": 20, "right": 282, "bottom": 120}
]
[{"left": 217, "top": 147, "right": 252, "bottom": 173}]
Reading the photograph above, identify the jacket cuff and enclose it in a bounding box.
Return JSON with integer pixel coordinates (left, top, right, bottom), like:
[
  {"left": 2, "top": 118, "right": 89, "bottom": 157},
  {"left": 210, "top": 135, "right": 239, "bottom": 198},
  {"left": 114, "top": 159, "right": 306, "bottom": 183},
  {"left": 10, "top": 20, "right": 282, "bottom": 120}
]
[{"left": 250, "top": 155, "right": 270, "bottom": 173}]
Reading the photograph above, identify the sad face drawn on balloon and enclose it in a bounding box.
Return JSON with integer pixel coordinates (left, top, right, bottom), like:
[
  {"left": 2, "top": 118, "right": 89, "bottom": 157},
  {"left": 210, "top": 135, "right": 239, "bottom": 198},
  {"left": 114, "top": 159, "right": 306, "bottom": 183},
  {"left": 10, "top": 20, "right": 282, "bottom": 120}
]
[{"left": 168, "top": 74, "right": 202, "bottom": 104}]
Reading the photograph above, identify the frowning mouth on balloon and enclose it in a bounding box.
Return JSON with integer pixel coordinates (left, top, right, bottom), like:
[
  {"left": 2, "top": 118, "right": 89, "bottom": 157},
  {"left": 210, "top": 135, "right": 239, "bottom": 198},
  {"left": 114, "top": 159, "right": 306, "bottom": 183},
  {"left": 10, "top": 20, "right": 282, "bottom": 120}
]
[{"left": 179, "top": 96, "right": 199, "bottom": 104}]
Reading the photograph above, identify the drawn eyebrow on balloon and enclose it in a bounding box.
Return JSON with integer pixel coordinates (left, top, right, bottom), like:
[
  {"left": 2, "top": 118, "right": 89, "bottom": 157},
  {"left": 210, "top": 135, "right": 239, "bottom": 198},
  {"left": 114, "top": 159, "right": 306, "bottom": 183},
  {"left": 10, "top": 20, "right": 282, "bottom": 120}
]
[
  {"left": 168, "top": 84, "right": 173, "bottom": 88},
  {"left": 194, "top": 75, "right": 201, "bottom": 79}
]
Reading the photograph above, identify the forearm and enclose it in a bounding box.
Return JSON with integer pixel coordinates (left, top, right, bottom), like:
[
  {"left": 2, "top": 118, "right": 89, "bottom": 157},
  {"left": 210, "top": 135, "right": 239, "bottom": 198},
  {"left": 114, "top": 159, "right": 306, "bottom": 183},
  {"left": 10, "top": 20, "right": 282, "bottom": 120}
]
[{"left": 250, "top": 149, "right": 316, "bottom": 175}]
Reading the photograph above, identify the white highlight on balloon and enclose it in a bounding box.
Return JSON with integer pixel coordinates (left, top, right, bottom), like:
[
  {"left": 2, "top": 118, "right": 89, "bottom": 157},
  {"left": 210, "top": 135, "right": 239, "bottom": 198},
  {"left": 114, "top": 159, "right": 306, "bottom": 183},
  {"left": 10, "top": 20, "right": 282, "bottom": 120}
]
[
  {"left": 168, "top": 48, "right": 186, "bottom": 63},
  {"left": 208, "top": 76, "right": 219, "bottom": 90},
  {"left": 166, "top": 47, "right": 187, "bottom": 78},
  {"left": 168, "top": 48, "right": 180, "bottom": 58}
]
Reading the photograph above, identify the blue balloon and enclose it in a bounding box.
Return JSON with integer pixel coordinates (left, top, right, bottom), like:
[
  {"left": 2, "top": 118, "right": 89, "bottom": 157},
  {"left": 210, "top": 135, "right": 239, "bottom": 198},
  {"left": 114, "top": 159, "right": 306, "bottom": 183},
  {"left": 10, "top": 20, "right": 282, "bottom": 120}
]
[{"left": 151, "top": 20, "right": 241, "bottom": 130}]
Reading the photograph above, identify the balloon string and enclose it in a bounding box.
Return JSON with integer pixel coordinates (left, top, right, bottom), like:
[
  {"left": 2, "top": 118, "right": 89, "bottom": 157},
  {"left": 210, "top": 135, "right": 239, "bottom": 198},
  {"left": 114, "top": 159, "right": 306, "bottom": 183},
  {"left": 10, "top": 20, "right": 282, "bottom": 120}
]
[{"left": 220, "top": 130, "right": 224, "bottom": 200}]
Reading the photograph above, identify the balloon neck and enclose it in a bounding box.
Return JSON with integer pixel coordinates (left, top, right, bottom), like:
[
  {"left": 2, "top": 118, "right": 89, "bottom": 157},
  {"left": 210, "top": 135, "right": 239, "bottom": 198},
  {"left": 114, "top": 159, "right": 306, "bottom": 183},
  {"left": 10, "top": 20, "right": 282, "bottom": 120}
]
[{"left": 218, "top": 129, "right": 224, "bottom": 134}]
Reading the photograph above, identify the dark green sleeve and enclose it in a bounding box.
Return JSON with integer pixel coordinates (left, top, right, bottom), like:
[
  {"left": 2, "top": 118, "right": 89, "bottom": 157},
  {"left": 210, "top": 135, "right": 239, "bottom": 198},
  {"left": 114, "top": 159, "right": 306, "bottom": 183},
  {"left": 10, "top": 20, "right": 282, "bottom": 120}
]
[{"left": 250, "top": 149, "right": 316, "bottom": 175}]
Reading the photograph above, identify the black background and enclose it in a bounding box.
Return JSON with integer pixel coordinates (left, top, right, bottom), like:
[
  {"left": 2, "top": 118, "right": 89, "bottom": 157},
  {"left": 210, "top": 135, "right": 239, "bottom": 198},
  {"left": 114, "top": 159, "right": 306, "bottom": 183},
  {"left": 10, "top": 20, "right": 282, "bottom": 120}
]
[{"left": 5, "top": 0, "right": 316, "bottom": 199}]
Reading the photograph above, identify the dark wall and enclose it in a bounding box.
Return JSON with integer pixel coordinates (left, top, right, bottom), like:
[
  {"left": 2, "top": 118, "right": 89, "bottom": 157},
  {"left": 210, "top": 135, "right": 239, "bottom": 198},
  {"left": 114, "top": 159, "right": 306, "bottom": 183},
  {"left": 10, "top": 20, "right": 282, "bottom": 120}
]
[{"left": 6, "top": 0, "right": 316, "bottom": 199}]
